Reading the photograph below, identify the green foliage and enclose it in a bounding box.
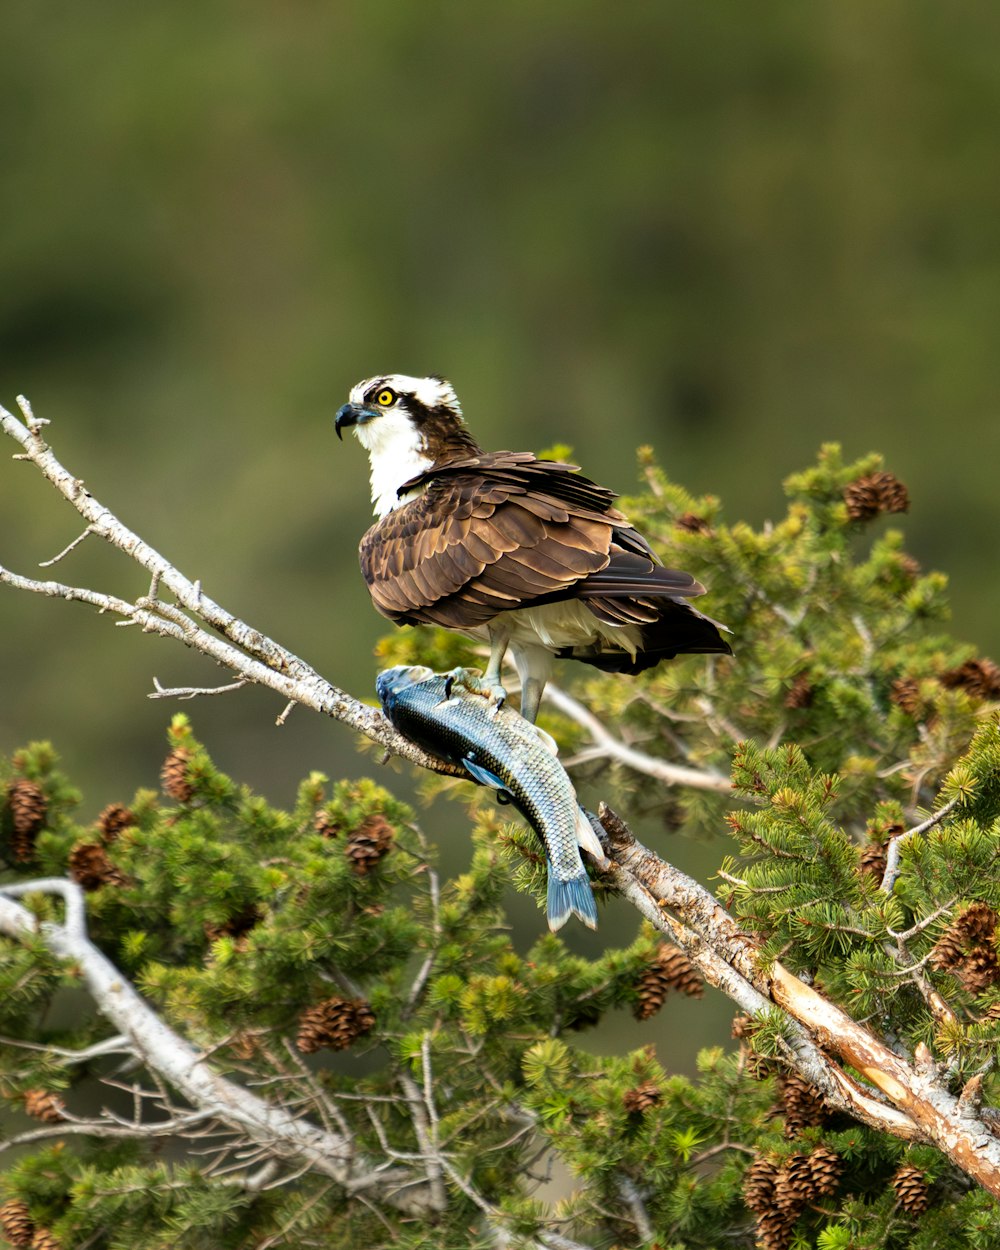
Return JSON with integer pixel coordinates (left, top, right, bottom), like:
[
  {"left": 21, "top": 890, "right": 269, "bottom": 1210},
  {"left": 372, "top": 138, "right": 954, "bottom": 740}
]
[{"left": 3, "top": 447, "right": 1000, "bottom": 1246}]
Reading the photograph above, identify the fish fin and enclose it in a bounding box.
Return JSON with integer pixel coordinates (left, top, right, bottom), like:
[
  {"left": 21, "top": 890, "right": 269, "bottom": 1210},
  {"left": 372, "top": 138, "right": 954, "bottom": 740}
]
[
  {"left": 575, "top": 808, "right": 605, "bottom": 860},
  {"left": 526, "top": 723, "right": 560, "bottom": 757},
  {"left": 462, "top": 757, "right": 510, "bottom": 797},
  {"left": 547, "top": 872, "right": 598, "bottom": 931}
]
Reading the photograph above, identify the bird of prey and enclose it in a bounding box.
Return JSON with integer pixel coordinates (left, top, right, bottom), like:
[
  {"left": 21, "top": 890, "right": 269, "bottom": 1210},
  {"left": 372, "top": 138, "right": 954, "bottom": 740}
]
[{"left": 335, "top": 374, "right": 731, "bottom": 722}]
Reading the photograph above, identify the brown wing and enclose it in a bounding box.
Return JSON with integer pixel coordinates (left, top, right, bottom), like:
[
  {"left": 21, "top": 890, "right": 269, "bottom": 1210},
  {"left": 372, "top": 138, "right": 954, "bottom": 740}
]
[{"left": 358, "top": 453, "right": 702, "bottom": 629}]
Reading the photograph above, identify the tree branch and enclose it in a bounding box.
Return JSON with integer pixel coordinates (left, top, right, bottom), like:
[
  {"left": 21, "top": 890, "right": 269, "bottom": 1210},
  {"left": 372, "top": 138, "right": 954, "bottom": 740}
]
[
  {"left": 593, "top": 805, "right": 1000, "bottom": 1199},
  {"left": 0, "top": 397, "right": 463, "bottom": 780},
  {"left": 0, "top": 880, "right": 440, "bottom": 1215},
  {"left": 544, "top": 683, "right": 732, "bottom": 793}
]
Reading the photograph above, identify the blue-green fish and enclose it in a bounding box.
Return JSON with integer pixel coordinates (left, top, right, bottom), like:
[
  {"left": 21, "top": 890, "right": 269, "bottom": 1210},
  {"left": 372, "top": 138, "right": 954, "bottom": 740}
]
[{"left": 376, "top": 665, "right": 602, "bottom": 930}]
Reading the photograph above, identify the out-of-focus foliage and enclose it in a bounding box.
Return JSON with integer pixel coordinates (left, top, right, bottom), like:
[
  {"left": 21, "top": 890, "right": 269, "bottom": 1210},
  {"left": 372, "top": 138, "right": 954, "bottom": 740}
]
[{"left": 2, "top": 3, "right": 1000, "bottom": 816}]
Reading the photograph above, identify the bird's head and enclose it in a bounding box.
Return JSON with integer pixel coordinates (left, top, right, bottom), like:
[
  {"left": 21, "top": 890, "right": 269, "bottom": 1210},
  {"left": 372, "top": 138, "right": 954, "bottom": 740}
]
[
  {"left": 335, "top": 374, "right": 465, "bottom": 447},
  {"left": 335, "top": 374, "right": 481, "bottom": 515}
]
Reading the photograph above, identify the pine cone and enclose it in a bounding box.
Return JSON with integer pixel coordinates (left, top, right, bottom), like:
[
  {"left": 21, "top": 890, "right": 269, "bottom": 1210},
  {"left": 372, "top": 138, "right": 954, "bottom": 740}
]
[
  {"left": 203, "top": 904, "right": 261, "bottom": 946},
  {"left": 22, "top": 1089, "right": 64, "bottom": 1123},
  {"left": 780, "top": 1073, "right": 827, "bottom": 1138},
  {"left": 97, "top": 802, "right": 135, "bottom": 843},
  {"left": 633, "top": 943, "right": 704, "bottom": 1019},
  {"left": 890, "top": 677, "right": 924, "bottom": 717},
  {"left": 675, "top": 512, "right": 712, "bottom": 534},
  {"left": 0, "top": 1199, "right": 35, "bottom": 1248},
  {"left": 807, "top": 1144, "right": 842, "bottom": 1197},
  {"left": 774, "top": 1152, "right": 817, "bottom": 1212},
  {"left": 931, "top": 904, "right": 999, "bottom": 992},
  {"left": 754, "top": 1203, "right": 797, "bottom": 1250},
  {"left": 295, "top": 996, "right": 375, "bottom": 1053},
  {"left": 898, "top": 553, "right": 922, "bottom": 580},
  {"left": 5, "top": 779, "right": 47, "bottom": 863},
  {"left": 844, "top": 471, "right": 910, "bottom": 521},
  {"left": 742, "top": 1155, "right": 778, "bottom": 1214},
  {"left": 313, "top": 808, "right": 341, "bottom": 838},
  {"left": 622, "top": 1080, "right": 661, "bottom": 1114},
  {"left": 345, "top": 814, "right": 395, "bottom": 875},
  {"left": 955, "top": 902, "right": 998, "bottom": 944},
  {"left": 784, "top": 674, "right": 814, "bottom": 710},
  {"left": 731, "top": 1013, "right": 756, "bottom": 1040},
  {"left": 940, "top": 658, "right": 1000, "bottom": 701},
  {"left": 858, "top": 842, "right": 888, "bottom": 879},
  {"left": 892, "top": 1163, "right": 930, "bottom": 1215},
  {"left": 68, "top": 842, "right": 128, "bottom": 891},
  {"left": 161, "top": 747, "right": 194, "bottom": 802},
  {"left": 958, "top": 945, "right": 1000, "bottom": 994},
  {"left": 29, "top": 1231, "right": 62, "bottom": 1250}
]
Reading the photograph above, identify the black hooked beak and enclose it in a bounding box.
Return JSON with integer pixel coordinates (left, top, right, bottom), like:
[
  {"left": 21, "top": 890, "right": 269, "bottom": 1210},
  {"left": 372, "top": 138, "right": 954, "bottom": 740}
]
[{"left": 334, "top": 402, "right": 378, "bottom": 440}]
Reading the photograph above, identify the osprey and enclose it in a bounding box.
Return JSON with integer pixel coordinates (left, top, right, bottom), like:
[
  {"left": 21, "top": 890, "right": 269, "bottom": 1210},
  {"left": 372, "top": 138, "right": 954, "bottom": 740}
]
[{"left": 335, "top": 374, "right": 731, "bottom": 722}]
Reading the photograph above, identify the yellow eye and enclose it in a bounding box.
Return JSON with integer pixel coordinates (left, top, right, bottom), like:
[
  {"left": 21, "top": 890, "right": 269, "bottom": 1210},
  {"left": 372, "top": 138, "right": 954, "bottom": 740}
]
[{"left": 376, "top": 388, "right": 397, "bottom": 407}]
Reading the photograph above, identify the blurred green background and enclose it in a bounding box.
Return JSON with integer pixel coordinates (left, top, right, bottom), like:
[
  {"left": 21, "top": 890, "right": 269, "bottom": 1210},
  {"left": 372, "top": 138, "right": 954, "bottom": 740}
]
[{"left": 2, "top": 3, "right": 999, "bottom": 1067}]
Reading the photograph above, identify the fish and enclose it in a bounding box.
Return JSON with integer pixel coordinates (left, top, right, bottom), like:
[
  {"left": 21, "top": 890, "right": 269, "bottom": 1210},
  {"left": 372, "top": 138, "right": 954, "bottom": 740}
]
[{"left": 376, "top": 665, "right": 603, "bottom": 931}]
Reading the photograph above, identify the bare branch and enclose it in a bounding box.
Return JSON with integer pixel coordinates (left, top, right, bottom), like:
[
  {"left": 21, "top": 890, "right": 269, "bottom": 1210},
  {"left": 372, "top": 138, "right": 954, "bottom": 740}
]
[
  {"left": 0, "top": 880, "right": 441, "bottom": 1215},
  {"left": 0, "top": 397, "right": 463, "bottom": 778},
  {"left": 149, "top": 675, "right": 249, "bottom": 701},
  {"left": 880, "top": 795, "right": 962, "bottom": 893},
  {"left": 543, "top": 683, "right": 732, "bottom": 793}
]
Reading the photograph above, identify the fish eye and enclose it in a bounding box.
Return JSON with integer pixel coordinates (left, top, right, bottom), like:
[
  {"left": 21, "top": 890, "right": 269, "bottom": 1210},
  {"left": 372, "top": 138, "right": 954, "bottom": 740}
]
[{"left": 376, "top": 388, "right": 397, "bottom": 407}]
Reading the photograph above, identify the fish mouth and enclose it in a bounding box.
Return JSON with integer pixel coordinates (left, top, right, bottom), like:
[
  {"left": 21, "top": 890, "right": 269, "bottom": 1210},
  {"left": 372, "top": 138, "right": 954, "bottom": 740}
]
[{"left": 375, "top": 664, "right": 436, "bottom": 703}]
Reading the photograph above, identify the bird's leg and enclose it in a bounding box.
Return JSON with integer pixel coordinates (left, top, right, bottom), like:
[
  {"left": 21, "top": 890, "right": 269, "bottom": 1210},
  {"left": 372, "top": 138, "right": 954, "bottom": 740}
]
[
  {"left": 518, "top": 676, "right": 545, "bottom": 725},
  {"left": 446, "top": 621, "right": 510, "bottom": 710}
]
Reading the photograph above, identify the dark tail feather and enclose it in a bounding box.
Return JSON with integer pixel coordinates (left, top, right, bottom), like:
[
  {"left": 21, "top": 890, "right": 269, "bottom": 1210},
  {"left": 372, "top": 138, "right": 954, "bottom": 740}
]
[
  {"left": 547, "top": 871, "right": 599, "bottom": 931},
  {"left": 561, "top": 600, "right": 733, "bottom": 674}
]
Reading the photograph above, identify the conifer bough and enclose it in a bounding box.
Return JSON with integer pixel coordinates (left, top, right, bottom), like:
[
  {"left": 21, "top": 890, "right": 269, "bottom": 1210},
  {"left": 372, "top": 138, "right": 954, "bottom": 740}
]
[{"left": 4, "top": 395, "right": 1000, "bottom": 1244}]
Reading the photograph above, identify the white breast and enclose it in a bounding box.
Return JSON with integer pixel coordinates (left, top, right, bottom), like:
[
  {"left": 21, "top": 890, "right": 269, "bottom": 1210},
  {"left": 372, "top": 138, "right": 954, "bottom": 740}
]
[{"left": 355, "top": 411, "right": 433, "bottom": 518}]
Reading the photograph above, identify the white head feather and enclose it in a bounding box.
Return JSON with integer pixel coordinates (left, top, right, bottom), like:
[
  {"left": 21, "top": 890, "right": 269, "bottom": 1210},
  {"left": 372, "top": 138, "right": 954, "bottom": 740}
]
[{"left": 347, "top": 374, "right": 460, "bottom": 518}]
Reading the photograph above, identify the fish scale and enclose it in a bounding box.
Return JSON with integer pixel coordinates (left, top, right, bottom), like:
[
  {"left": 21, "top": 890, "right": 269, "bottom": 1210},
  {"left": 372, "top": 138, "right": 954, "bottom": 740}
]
[{"left": 376, "top": 665, "right": 601, "bottom": 931}]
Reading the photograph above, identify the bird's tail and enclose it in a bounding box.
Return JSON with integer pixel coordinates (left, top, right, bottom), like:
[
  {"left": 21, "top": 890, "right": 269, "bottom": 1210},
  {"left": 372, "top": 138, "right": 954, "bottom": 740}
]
[{"left": 547, "top": 871, "right": 598, "bottom": 931}]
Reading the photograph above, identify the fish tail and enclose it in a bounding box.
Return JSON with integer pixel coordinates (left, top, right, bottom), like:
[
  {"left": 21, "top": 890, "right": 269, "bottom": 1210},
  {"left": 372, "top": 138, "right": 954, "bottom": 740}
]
[{"left": 547, "top": 871, "right": 598, "bottom": 932}]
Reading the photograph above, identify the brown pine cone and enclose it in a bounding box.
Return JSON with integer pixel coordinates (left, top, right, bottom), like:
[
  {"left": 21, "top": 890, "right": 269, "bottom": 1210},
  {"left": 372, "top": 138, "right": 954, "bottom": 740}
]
[
  {"left": 5, "top": 779, "right": 48, "bottom": 862},
  {"left": 161, "top": 747, "right": 194, "bottom": 802},
  {"left": 675, "top": 512, "right": 712, "bottom": 534},
  {"left": 858, "top": 842, "right": 888, "bottom": 880},
  {"left": 313, "top": 808, "right": 341, "bottom": 838},
  {"left": 68, "top": 842, "right": 128, "bottom": 891},
  {"left": 742, "top": 1155, "right": 778, "bottom": 1214},
  {"left": 633, "top": 943, "right": 704, "bottom": 1020},
  {"left": 784, "top": 675, "right": 814, "bottom": 710},
  {"left": 97, "top": 802, "right": 135, "bottom": 843},
  {"left": 203, "top": 904, "right": 261, "bottom": 947},
  {"left": 754, "top": 1203, "right": 797, "bottom": 1250},
  {"left": 844, "top": 471, "right": 910, "bottom": 521},
  {"left": 889, "top": 677, "right": 924, "bottom": 717},
  {"left": 296, "top": 996, "right": 375, "bottom": 1054},
  {"left": 780, "top": 1073, "right": 827, "bottom": 1138},
  {"left": 29, "top": 1231, "right": 62, "bottom": 1250},
  {"left": 0, "top": 1199, "right": 35, "bottom": 1248},
  {"left": 22, "top": 1089, "right": 64, "bottom": 1123},
  {"left": 958, "top": 945, "right": 1000, "bottom": 994},
  {"left": 345, "top": 814, "right": 395, "bottom": 875},
  {"left": 931, "top": 904, "right": 1000, "bottom": 993},
  {"left": 622, "top": 1080, "right": 661, "bottom": 1114},
  {"left": 955, "top": 902, "right": 998, "bottom": 944},
  {"left": 893, "top": 1163, "right": 931, "bottom": 1215},
  {"left": 940, "top": 658, "right": 1000, "bottom": 701},
  {"left": 807, "top": 1144, "right": 842, "bottom": 1197},
  {"left": 731, "top": 1013, "right": 756, "bottom": 1040},
  {"left": 774, "top": 1153, "right": 817, "bottom": 1212}
]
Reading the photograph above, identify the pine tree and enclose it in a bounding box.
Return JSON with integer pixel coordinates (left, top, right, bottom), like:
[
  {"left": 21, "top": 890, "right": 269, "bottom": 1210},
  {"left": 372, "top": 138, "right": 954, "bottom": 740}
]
[{"left": 3, "top": 444, "right": 1000, "bottom": 1247}]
